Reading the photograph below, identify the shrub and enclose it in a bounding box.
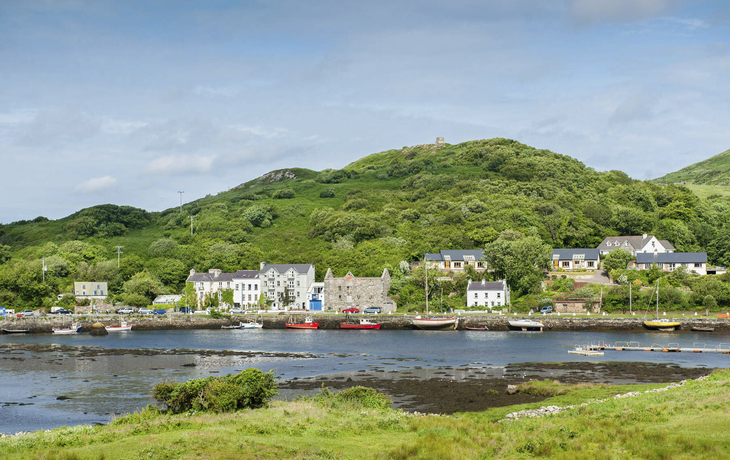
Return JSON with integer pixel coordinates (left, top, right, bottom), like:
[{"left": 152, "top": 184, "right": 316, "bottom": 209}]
[
  {"left": 313, "top": 386, "right": 392, "bottom": 410},
  {"left": 319, "top": 189, "right": 335, "bottom": 198},
  {"left": 273, "top": 189, "right": 295, "bottom": 199},
  {"left": 153, "top": 368, "right": 278, "bottom": 414}
]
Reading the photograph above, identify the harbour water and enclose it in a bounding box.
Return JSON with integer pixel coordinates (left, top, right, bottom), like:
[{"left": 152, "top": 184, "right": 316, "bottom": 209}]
[{"left": 2, "top": 329, "right": 729, "bottom": 434}]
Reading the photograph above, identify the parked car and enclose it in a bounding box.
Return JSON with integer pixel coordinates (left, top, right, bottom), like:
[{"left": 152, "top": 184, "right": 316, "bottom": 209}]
[
  {"left": 179, "top": 307, "right": 194, "bottom": 314},
  {"left": 139, "top": 308, "right": 153, "bottom": 315},
  {"left": 342, "top": 307, "right": 360, "bottom": 313},
  {"left": 19, "top": 309, "right": 35, "bottom": 317},
  {"left": 54, "top": 308, "right": 73, "bottom": 315},
  {"left": 153, "top": 309, "right": 167, "bottom": 315},
  {"left": 116, "top": 307, "right": 135, "bottom": 314},
  {"left": 540, "top": 306, "right": 553, "bottom": 314},
  {"left": 363, "top": 306, "right": 381, "bottom": 314},
  {"left": 230, "top": 308, "right": 245, "bottom": 314},
  {"left": 194, "top": 308, "right": 211, "bottom": 315}
]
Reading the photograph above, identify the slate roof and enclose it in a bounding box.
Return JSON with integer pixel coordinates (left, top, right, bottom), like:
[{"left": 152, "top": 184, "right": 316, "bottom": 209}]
[
  {"left": 636, "top": 252, "right": 707, "bottom": 264},
  {"left": 187, "top": 271, "right": 237, "bottom": 282},
  {"left": 424, "top": 250, "right": 485, "bottom": 261},
  {"left": 233, "top": 270, "right": 260, "bottom": 279},
  {"left": 259, "top": 263, "right": 314, "bottom": 274},
  {"left": 467, "top": 280, "right": 507, "bottom": 291},
  {"left": 597, "top": 235, "right": 675, "bottom": 252},
  {"left": 551, "top": 249, "right": 600, "bottom": 260}
]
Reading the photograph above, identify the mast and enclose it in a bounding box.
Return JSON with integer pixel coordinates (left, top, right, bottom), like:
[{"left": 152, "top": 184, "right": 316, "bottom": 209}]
[
  {"left": 425, "top": 255, "right": 429, "bottom": 316},
  {"left": 656, "top": 281, "right": 659, "bottom": 318}
]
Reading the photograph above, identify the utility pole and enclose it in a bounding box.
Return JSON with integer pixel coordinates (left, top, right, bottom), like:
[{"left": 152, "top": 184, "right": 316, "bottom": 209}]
[
  {"left": 42, "top": 258, "right": 47, "bottom": 282},
  {"left": 115, "top": 246, "right": 123, "bottom": 268},
  {"left": 629, "top": 282, "right": 632, "bottom": 314},
  {"left": 189, "top": 215, "right": 195, "bottom": 235},
  {"left": 178, "top": 191, "right": 184, "bottom": 212}
]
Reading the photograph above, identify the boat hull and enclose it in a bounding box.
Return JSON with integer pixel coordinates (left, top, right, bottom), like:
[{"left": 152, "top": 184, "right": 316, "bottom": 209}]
[
  {"left": 105, "top": 326, "right": 132, "bottom": 331},
  {"left": 508, "top": 320, "right": 544, "bottom": 331},
  {"left": 643, "top": 321, "right": 680, "bottom": 330},
  {"left": 412, "top": 318, "right": 458, "bottom": 330},
  {"left": 52, "top": 327, "right": 82, "bottom": 335},
  {"left": 465, "top": 326, "right": 488, "bottom": 331},
  {"left": 1, "top": 329, "right": 31, "bottom": 334},
  {"left": 286, "top": 323, "right": 319, "bottom": 329},
  {"left": 340, "top": 323, "right": 381, "bottom": 329}
]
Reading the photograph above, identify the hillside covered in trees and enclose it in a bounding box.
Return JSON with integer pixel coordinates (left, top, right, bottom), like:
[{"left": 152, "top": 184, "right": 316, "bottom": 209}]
[
  {"left": 2, "top": 138, "right": 730, "bottom": 311},
  {"left": 657, "top": 148, "right": 730, "bottom": 185}
]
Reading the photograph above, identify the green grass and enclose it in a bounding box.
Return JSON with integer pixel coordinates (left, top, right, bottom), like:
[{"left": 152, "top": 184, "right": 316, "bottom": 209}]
[{"left": 3, "top": 371, "right": 730, "bottom": 459}]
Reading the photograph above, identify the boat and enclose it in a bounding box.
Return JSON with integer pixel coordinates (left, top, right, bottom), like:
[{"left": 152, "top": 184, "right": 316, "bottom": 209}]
[
  {"left": 286, "top": 316, "right": 319, "bottom": 329},
  {"left": 1, "top": 328, "right": 31, "bottom": 334},
  {"left": 643, "top": 282, "right": 680, "bottom": 331},
  {"left": 105, "top": 321, "right": 132, "bottom": 332},
  {"left": 465, "top": 325, "right": 489, "bottom": 331},
  {"left": 568, "top": 346, "right": 604, "bottom": 356},
  {"left": 413, "top": 317, "right": 458, "bottom": 330},
  {"left": 223, "top": 321, "right": 263, "bottom": 329},
  {"left": 52, "top": 323, "right": 82, "bottom": 335},
  {"left": 412, "top": 255, "right": 457, "bottom": 330},
  {"left": 508, "top": 319, "right": 544, "bottom": 331},
  {"left": 692, "top": 326, "right": 715, "bottom": 332},
  {"left": 340, "top": 318, "right": 381, "bottom": 329}
]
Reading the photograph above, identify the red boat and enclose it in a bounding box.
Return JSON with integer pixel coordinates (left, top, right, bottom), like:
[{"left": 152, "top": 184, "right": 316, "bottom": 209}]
[
  {"left": 286, "top": 316, "right": 319, "bottom": 329},
  {"left": 340, "top": 319, "right": 381, "bottom": 330}
]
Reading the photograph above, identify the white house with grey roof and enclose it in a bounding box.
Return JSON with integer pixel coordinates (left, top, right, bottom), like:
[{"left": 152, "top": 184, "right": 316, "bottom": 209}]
[
  {"left": 231, "top": 270, "right": 260, "bottom": 308},
  {"left": 636, "top": 252, "right": 707, "bottom": 276},
  {"left": 186, "top": 268, "right": 238, "bottom": 308},
  {"left": 424, "top": 250, "right": 487, "bottom": 272},
  {"left": 597, "top": 234, "right": 674, "bottom": 256},
  {"left": 551, "top": 249, "right": 600, "bottom": 271},
  {"left": 259, "top": 263, "right": 315, "bottom": 310},
  {"left": 467, "top": 279, "right": 509, "bottom": 309}
]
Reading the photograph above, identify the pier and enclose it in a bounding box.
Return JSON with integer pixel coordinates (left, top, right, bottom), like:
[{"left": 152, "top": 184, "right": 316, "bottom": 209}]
[{"left": 587, "top": 341, "right": 730, "bottom": 354}]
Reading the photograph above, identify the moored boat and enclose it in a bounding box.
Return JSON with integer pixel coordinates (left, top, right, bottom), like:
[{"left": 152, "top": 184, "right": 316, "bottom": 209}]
[
  {"left": 286, "top": 316, "right": 319, "bottom": 329},
  {"left": 105, "top": 321, "right": 132, "bottom": 332},
  {"left": 568, "top": 346, "right": 604, "bottom": 356},
  {"left": 412, "top": 317, "right": 458, "bottom": 330},
  {"left": 465, "top": 325, "right": 489, "bottom": 331},
  {"left": 1, "top": 328, "right": 31, "bottom": 334},
  {"left": 52, "top": 323, "right": 82, "bottom": 335},
  {"left": 691, "top": 326, "right": 714, "bottom": 332},
  {"left": 508, "top": 319, "right": 544, "bottom": 331},
  {"left": 643, "top": 281, "right": 680, "bottom": 331},
  {"left": 340, "top": 318, "right": 381, "bottom": 330}
]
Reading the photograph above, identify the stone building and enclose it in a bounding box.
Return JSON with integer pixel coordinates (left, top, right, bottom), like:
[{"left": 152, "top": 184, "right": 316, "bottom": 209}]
[{"left": 324, "top": 268, "right": 396, "bottom": 313}]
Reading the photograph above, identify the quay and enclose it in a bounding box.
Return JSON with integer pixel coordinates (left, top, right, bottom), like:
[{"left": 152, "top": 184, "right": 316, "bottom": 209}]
[{"left": 587, "top": 341, "right": 730, "bottom": 354}]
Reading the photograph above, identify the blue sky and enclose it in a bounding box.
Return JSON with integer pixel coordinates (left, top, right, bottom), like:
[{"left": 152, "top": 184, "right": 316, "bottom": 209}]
[{"left": 1, "top": 0, "right": 729, "bottom": 223}]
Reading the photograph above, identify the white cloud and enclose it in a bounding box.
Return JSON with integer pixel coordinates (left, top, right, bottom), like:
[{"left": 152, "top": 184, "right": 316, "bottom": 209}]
[
  {"left": 75, "top": 175, "right": 117, "bottom": 193},
  {"left": 146, "top": 155, "right": 216, "bottom": 175}
]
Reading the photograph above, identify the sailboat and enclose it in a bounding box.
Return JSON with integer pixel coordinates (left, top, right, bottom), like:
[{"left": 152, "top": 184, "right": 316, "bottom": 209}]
[
  {"left": 412, "top": 255, "right": 457, "bottom": 330},
  {"left": 643, "top": 281, "right": 680, "bottom": 331}
]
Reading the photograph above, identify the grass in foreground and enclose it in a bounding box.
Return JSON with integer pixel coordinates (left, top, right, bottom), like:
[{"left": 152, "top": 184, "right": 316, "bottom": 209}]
[{"left": 3, "top": 372, "right": 730, "bottom": 459}]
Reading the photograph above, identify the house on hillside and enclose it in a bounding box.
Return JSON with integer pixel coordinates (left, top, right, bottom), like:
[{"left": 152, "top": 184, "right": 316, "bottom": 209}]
[
  {"left": 259, "top": 263, "right": 315, "bottom": 310},
  {"left": 424, "top": 250, "right": 487, "bottom": 272},
  {"left": 466, "top": 279, "right": 509, "bottom": 309},
  {"left": 153, "top": 294, "right": 182, "bottom": 306},
  {"left": 187, "top": 269, "right": 237, "bottom": 308},
  {"left": 597, "top": 234, "right": 674, "bottom": 256},
  {"left": 635, "top": 252, "right": 707, "bottom": 276},
  {"left": 74, "top": 282, "right": 108, "bottom": 300},
  {"left": 324, "top": 268, "right": 396, "bottom": 313},
  {"left": 551, "top": 249, "right": 600, "bottom": 271},
  {"left": 232, "top": 270, "right": 260, "bottom": 308}
]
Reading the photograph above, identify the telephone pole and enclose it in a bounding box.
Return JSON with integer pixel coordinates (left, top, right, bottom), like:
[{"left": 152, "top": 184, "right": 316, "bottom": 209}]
[
  {"left": 115, "top": 246, "right": 123, "bottom": 268},
  {"left": 189, "top": 215, "right": 195, "bottom": 235},
  {"left": 42, "top": 258, "right": 47, "bottom": 282},
  {"left": 178, "top": 191, "right": 184, "bottom": 212}
]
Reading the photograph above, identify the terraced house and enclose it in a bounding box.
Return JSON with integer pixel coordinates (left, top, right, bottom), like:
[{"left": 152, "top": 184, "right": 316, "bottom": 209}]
[
  {"left": 187, "top": 268, "right": 236, "bottom": 307},
  {"left": 424, "top": 250, "right": 487, "bottom": 272},
  {"left": 551, "top": 249, "right": 600, "bottom": 271},
  {"left": 259, "top": 263, "right": 315, "bottom": 310}
]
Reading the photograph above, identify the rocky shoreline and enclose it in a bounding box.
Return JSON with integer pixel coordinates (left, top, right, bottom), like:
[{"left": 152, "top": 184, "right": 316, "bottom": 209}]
[{"left": 2, "top": 313, "right": 730, "bottom": 333}]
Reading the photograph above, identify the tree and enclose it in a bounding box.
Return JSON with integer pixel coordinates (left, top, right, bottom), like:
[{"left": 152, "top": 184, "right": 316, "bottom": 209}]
[
  {"left": 484, "top": 230, "right": 551, "bottom": 296},
  {"left": 0, "top": 245, "right": 11, "bottom": 264},
  {"left": 602, "top": 249, "right": 633, "bottom": 275},
  {"left": 148, "top": 238, "right": 178, "bottom": 258},
  {"left": 123, "top": 270, "right": 164, "bottom": 302}
]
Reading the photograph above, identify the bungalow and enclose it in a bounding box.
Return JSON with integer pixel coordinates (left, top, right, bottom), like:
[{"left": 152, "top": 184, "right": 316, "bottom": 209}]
[
  {"left": 635, "top": 252, "right": 707, "bottom": 276},
  {"left": 466, "top": 279, "right": 510, "bottom": 309},
  {"left": 597, "top": 234, "right": 674, "bottom": 256},
  {"left": 152, "top": 294, "right": 182, "bottom": 306},
  {"left": 424, "top": 250, "right": 487, "bottom": 272},
  {"left": 551, "top": 249, "right": 600, "bottom": 271}
]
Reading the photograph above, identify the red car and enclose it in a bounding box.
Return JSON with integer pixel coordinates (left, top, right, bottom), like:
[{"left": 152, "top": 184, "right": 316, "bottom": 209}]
[{"left": 342, "top": 307, "right": 360, "bottom": 313}]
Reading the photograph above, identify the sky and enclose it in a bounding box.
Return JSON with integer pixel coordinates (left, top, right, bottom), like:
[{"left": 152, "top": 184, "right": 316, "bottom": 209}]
[{"left": 1, "top": 0, "right": 729, "bottom": 223}]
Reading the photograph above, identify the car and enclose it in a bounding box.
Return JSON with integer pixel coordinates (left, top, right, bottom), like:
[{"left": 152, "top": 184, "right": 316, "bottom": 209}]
[
  {"left": 153, "top": 309, "right": 167, "bottom": 315},
  {"left": 540, "top": 306, "right": 553, "bottom": 314},
  {"left": 55, "top": 308, "right": 73, "bottom": 315},
  {"left": 363, "top": 306, "right": 381, "bottom": 314},
  {"left": 139, "top": 308, "right": 153, "bottom": 315},
  {"left": 342, "top": 307, "right": 360, "bottom": 313},
  {"left": 116, "top": 307, "right": 135, "bottom": 314},
  {"left": 179, "top": 307, "right": 194, "bottom": 314},
  {"left": 19, "top": 309, "right": 35, "bottom": 317},
  {"left": 230, "top": 308, "right": 245, "bottom": 314}
]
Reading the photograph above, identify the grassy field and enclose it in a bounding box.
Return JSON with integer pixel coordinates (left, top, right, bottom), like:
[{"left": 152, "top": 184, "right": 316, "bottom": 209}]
[{"left": 3, "top": 371, "right": 730, "bottom": 459}]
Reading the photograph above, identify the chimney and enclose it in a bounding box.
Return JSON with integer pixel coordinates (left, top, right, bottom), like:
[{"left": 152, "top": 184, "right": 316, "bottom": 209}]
[
  {"left": 642, "top": 233, "right": 648, "bottom": 239},
  {"left": 482, "top": 279, "right": 485, "bottom": 285},
  {"left": 260, "top": 262, "right": 266, "bottom": 270},
  {"left": 209, "top": 268, "right": 222, "bottom": 278},
  {"left": 189, "top": 269, "right": 195, "bottom": 275}
]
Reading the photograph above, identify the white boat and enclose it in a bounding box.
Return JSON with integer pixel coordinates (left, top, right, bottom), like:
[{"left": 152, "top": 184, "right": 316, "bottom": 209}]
[
  {"left": 412, "top": 317, "right": 458, "bottom": 330},
  {"left": 105, "top": 321, "right": 132, "bottom": 332},
  {"left": 222, "top": 321, "right": 263, "bottom": 330},
  {"left": 52, "top": 323, "right": 82, "bottom": 335},
  {"left": 568, "top": 347, "right": 604, "bottom": 356},
  {"left": 508, "top": 319, "right": 544, "bottom": 331}
]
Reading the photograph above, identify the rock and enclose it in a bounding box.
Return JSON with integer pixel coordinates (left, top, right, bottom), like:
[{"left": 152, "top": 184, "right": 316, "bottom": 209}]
[
  {"left": 89, "top": 323, "right": 108, "bottom": 336},
  {"left": 507, "top": 385, "right": 519, "bottom": 395}
]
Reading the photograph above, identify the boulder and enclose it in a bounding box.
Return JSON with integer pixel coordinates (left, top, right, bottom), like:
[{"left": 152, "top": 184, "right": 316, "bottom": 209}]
[{"left": 506, "top": 385, "right": 519, "bottom": 395}]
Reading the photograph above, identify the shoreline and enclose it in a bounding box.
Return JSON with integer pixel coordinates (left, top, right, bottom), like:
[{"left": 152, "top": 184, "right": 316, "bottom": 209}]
[{"left": 3, "top": 313, "right": 730, "bottom": 333}]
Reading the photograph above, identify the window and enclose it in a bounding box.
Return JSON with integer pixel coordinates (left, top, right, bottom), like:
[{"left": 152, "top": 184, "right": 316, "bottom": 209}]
[
  {"left": 497, "top": 293, "right": 501, "bottom": 298},
  {"left": 218, "top": 282, "right": 222, "bottom": 288},
  {"left": 100, "top": 291, "right": 103, "bottom": 295},
  {"left": 651, "top": 241, "right": 655, "bottom": 247},
  {"left": 288, "top": 281, "right": 294, "bottom": 289},
  {"left": 254, "top": 294, "right": 258, "bottom": 300},
  {"left": 453, "top": 262, "right": 462, "bottom": 268},
  {"left": 562, "top": 261, "right": 570, "bottom": 267},
  {"left": 587, "top": 261, "right": 595, "bottom": 267},
  {"left": 248, "top": 294, "right": 252, "bottom": 301},
  {"left": 235, "top": 284, "right": 239, "bottom": 290},
  {"left": 476, "top": 262, "right": 484, "bottom": 268},
  {"left": 82, "top": 291, "right": 86, "bottom": 295},
  {"left": 695, "top": 263, "right": 702, "bottom": 267},
  {"left": 297, "top": 281, "right": 300, "bottom": 287},
  {"left": 254, "top": 285, "right": 258, "bottom": 291},
  {"left": 277, "top": 281, "right": 280, "bottom": 287},
  {"left": 474, "top": 293, "right": 478, "bottom": 298},
  {"left": 96, "top": 284, "right": 100, "bottom": 289},
  {"left": 606, "top": 242, "right": 611, "bottom": 247},
  {"left": 248, "top": 284, "right": 251, "bottom": 290},
  {"left": 263, "top": 281, "right": 267, "bottom": 287},
  {"left": 82, "top": 284, "right": 86, "bottom": 289},
  {"left": 297, "top": 292, "right": 300, "bottom": 298},
  {"left": 93, "top": 291, "right": 97, "bottom": 295},
  {"left": 227, "top": 282, "right": 230, "bottom": 288}
]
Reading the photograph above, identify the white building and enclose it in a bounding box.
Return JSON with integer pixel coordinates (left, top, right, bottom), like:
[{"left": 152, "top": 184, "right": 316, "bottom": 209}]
[
  {"left": 424, "top": 250, "right": 487, "bottom": 272},
  {"left": 636, "top": 253, "right": 708, "bottom": 276},
  {"left": 307, "top": 281, "right": 325, "bottom": 311},
  {"left": 186, "top": 269, "right": 236, "bottom": 308},
  {"left": 597, "top": 234, "right": 675, "bottom": 256},
  {"left": 74, "top": 281, "right": 108, "bottom": 300},
  {"left": 466, "top": 279, "right": 510, "bottom": 309},
  {"left": 260, "top": 263, "right": 315, "bottom": 310},
  {"left": 153, "top": 294, "right": 182, "bottom": 306},
  {"left": 232, "top": 270, "right": 260, "bottom": 308}
]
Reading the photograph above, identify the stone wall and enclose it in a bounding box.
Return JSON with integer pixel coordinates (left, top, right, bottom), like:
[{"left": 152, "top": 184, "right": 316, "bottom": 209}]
[{"left": 323, "top": 268, "right": 396, "bottom": 313}]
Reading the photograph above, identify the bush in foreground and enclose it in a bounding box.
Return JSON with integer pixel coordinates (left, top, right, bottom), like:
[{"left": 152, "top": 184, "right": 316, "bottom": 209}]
[{"left": 153, "top": 368, "right": 278, "bottom": 414}]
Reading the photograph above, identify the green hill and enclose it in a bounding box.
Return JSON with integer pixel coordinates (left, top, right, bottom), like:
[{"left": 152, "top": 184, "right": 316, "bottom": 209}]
[
  {"left": 656, "top": 148, "right": 730, "bottom": 185},
  {"left": 3, "top": 138, "right": 730, "bottom": 311}
]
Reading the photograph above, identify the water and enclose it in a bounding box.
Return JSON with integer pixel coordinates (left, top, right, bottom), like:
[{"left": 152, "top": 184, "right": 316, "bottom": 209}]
[{"left": 2, "top": 329, "right": 729, "bottom": 434}]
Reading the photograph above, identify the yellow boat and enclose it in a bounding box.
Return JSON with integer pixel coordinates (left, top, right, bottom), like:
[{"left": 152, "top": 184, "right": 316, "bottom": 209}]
[{"left": 643, "top": 282, "right": 680, "bottom": 331}]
